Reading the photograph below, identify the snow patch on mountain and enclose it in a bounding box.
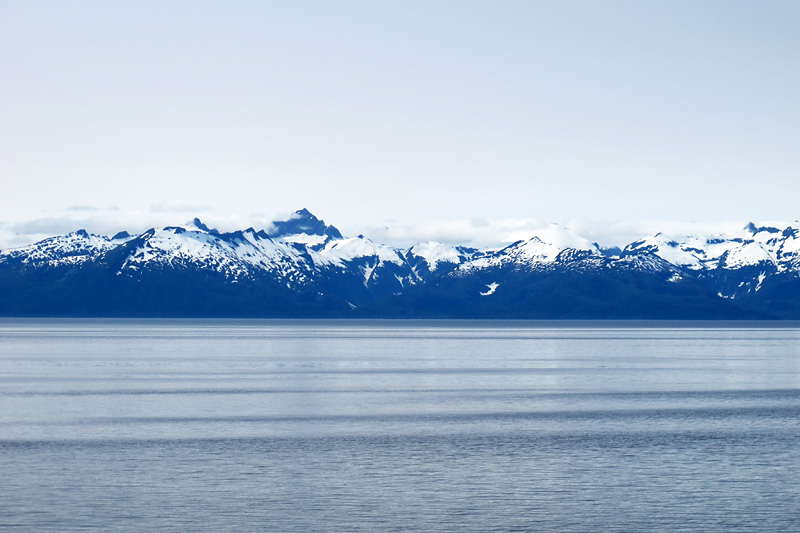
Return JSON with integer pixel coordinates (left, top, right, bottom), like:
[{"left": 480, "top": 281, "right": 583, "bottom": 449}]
[
  {"left": 276, "top": 233, "right": 329, "bottom": 248},
  {"left": 314, "top": 236, "right": 406, "bottom": 267},
  {"left": 721, "top": 242, "right": 773, "bottom": 269},
  {"left": 481, "top": 282, "right": 499, "bottom": 296},
  {"left": 407, "top": 242, "right": 470, "bottom": 271}
]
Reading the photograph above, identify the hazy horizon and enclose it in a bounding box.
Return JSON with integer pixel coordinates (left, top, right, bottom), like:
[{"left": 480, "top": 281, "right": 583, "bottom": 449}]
[{"left": 2, "top": 1, "right": 798, "bottom": 249}]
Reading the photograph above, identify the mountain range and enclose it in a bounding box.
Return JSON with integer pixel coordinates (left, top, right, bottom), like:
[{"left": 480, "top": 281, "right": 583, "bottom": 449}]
[{"left": 2, "top": 209, "right": 798, "bottom": 319}]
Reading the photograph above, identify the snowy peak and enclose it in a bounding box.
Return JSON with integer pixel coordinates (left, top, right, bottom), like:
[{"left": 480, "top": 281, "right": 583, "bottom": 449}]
[
  {"left": 458, "top": 224, "right": 601, "bottom": 271},
  {"left": 624, "top": 234, "right": 714, "bottom": 270},
  {"left": 624, "top": 222, "right": 799, "bottom": 272},
  {"left": 745, "top": 222, "right": 783, "bottom": 238},
  {"left": 744, "top": 222, "right": 800, "bottom": 267},
  {"left": 0, "top": 229, "right": 132, "bottom": 267},
  {"left": 315, "top": 235, "right": 407, "bottom": 267},
  {"left": 406, "top": 242, "right": 477, "bottom": 272},
  {"left": 188, "top": 218, "right": 219, "bottom": 234},
  {"left": 116, "top": 223, "right": 313, "bottom": 285},
  {"left": 267, "top": 209, "right": 344, "bottom": 251},
  {"left": 529, "top": 224, "right": 600, "bottom": 253},
  {"left": 510, "top": 224, "right": 600, "bottom": 263}
]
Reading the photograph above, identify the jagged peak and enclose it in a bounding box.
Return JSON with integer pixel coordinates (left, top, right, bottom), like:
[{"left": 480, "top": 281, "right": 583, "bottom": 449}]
[
  {"left": 191, "top": 218, "right": 209, "bottom": 231},
  {"left": 187, "top": 218, "right": 219, "bottom": 235},
  {"left": 268, "top": 209, "right": 343, "bottom": 239},
  {"left": 75, "top": 229, "right": 90, "bottom": 238},
  {"left": 243, "top": 227, "right": 270, "bottom": 239},
  {"left": 745, "top": 222, "right": 781, "bottom": 236}
]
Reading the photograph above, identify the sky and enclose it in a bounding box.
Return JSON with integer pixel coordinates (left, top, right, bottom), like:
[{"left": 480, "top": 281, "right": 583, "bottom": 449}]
[{"left": 1, "top": 0, "right": 798, "bottom": 249}]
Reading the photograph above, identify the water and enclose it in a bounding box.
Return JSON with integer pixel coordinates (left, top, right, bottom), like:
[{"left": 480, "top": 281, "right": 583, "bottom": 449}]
[{"left": 1, "top": 319, "right": 798, "bottom": 531}]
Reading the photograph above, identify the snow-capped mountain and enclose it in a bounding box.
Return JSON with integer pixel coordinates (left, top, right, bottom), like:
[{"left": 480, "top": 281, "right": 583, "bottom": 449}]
[
  {"left": 116, "top": 222, "right": 315, "bottom": 286},
  {"left": 623, "top": 222, "right": 800, "bottom": 302},
  {"left": 624, "top": 222, "right": 799, "bottom": 272},
  {"left": 405, "top": 242, "right": 478, "bottom": 277},
  {"left": 456, "top": 224, "right": 601, "bottom": 273},
  {"left": 1, "top": 229, "right": 133, "bottom": 269},
  {"left": 1, "top": 210, "right": 798, "bottom": 318}
]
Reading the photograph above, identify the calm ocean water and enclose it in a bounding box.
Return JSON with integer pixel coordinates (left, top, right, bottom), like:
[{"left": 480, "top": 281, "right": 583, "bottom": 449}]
[{"left": 1, "top": 319, "right": 798, "bottom": 532}]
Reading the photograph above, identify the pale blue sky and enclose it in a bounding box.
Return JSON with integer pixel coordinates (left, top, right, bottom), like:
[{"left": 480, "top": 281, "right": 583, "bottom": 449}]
[{"left": 1, "top": 1, "right": 798, "bottom": 248}]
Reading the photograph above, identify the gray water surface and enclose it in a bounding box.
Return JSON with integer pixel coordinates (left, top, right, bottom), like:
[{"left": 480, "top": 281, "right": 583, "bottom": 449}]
[{"left": 1, "top": 320, "right": 798, "bottom": 531}]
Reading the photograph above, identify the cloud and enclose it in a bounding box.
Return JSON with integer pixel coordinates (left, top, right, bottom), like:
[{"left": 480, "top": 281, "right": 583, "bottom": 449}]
[
  {"left": 560, "top": 219, "right": 797, "bottom": 248},
  {"left": 1, "top": 204, "right": 796, "bottom": 253},
  {"left": 357, "top": 218, "right": 565, "bottom": 248},
  {"left": 354, "top": 217, "right": 799, "bottom": 250},
  {"left": 0, "top": 204, "right": 278, "bottom": 250}
]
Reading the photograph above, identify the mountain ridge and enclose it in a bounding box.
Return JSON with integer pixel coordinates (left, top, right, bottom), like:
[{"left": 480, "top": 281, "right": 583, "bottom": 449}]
[{"left": 1, "top": 209, "right": 798, "bottom": 319}]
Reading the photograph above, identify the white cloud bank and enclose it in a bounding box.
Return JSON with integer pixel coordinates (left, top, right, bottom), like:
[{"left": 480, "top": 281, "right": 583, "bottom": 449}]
[
  {"left": 356, "top": 218, "right": 779, "bottom": 250},
  {"left": 2, "top": 203, "right": 794, "bottom": 252},
  {"left": 0, "top": 204, "right": 272, "bottom": 250}
]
